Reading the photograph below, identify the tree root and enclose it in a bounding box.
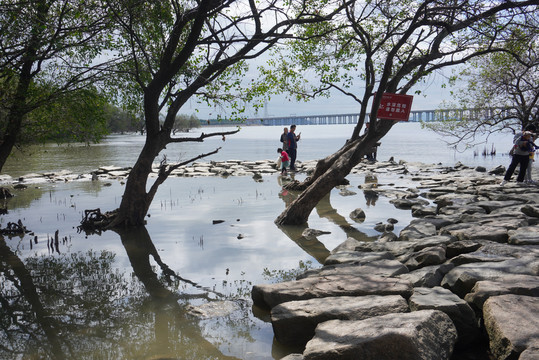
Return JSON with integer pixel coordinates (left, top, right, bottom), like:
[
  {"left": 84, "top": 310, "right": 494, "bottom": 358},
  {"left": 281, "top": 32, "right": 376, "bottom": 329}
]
[
  {"left": 78, "top": 208, "right": 118, "bottom": 234},
  {"left": 1, "top": 219, "right": 28, "bottom": 236}
]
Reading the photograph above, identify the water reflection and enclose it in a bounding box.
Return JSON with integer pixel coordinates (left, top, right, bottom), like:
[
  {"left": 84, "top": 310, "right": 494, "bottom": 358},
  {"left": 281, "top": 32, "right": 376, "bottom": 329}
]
[
  {"left": 0, "top": 230, "right": 243, "bottom": 360},
  {"left": 275, "top": 175, "right": 376, "bottom": 264},
  {"left": 0, "top": 236, "right": 66, "bottom": 359},
  {"left": 363, "top": 173, "right": 379, "bottom": 207},
  {"left": 117, "top": 227, "right": 240, "bottom": 359}
]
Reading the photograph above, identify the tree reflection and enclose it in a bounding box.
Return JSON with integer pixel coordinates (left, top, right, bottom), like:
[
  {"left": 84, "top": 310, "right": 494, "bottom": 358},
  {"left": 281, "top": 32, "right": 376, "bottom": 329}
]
[
  {"left": 0, "top": 231, "right": 242, "bottom": 360},
  {"left": 276, "top": 177, "right": 374, "bottom": 264}
]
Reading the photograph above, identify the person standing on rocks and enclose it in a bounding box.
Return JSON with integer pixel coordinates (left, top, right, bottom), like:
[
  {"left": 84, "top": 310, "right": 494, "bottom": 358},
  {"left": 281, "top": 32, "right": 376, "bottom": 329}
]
[
  {"left": 277, "top": 148, "right": 290, "bottom": 175},
  {"left": 280, "top": 127, "right": 289, "bottom": 151},
  {"left": 501, "top": 131, "right": 535, "bottom": 186},
  {"left": 287, "top": 124, "right": 301, "bottom": 171}
]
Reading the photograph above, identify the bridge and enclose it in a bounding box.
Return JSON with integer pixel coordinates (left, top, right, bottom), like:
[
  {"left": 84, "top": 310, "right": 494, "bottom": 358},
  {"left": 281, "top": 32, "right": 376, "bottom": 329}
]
[{"left": 201, "top": 108, "right": 502, "bottom": 126}]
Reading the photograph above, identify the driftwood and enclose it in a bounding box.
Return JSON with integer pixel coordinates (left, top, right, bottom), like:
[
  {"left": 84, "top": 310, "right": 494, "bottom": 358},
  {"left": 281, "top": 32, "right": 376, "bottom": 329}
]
[
  {"left": 1, "top": 219, "right": 27, "bottom": 235},
  {"left": 0, "top": 187, "right": 13, "bottom": 199},
  {"left": 78, "top": 208, "right": 118, "bottom": 234}
]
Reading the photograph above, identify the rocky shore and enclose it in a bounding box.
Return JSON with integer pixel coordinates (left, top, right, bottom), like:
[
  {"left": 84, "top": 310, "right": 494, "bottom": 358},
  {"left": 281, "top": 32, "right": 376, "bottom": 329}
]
[
  {"left": 247, "top": 160, "right": 537, "bottom": 360},
  {"left": 1, "top": 158, "right": 538, "bottom": 359}
]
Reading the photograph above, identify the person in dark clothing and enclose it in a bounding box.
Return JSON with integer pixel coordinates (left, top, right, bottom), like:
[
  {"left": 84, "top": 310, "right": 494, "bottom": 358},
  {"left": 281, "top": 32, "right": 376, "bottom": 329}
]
[
  {"left": 286, "top": 124, "right": 301, "bottom": 171},
  {"left": 501, "top": 131, "right": 535, "bottom": 185}
]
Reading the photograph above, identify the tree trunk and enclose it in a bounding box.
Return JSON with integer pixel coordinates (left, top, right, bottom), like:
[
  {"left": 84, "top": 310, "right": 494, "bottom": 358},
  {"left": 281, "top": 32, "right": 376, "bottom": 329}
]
[
  {"left": 276, "top": 141, "right": 362, "bottom": 225},
  {"left": 276, "top": 120, "right": 396, "bottom": 225},
  {"left": 111, "top": 138, "right": 164, "bottom": 227}
]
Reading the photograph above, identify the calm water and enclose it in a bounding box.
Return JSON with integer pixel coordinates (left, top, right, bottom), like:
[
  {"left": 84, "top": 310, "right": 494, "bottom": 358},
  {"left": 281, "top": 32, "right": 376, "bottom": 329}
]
[
  {"left": 2, "top": 122, "right": 515, "bottom": 177},
  {"left": 0, "top": 123, "right": 515, "bottom": 360}
]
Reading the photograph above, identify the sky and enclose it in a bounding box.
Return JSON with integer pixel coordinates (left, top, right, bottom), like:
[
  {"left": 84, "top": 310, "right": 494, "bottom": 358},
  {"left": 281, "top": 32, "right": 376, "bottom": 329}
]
[{"left": 188, "top": 70, "right": 457, "bottom": 120}]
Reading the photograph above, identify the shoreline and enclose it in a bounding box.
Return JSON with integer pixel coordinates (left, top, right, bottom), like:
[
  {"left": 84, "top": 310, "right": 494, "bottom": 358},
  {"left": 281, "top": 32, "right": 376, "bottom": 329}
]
[{"left": 249, "top": 160, "right": 539, "bottom": 359}]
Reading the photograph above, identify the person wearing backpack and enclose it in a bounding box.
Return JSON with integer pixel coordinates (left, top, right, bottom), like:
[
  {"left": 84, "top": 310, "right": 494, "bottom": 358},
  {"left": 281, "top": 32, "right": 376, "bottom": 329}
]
[{"left": 501, "top": 130, "right": 536, "bottom": 186}]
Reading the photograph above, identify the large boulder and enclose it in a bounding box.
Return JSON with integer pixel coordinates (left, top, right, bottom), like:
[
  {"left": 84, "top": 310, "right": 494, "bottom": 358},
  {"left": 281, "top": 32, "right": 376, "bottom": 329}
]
[
  {"left": 397, "top": 263, "right": 455, "bottom": 288},
  {"left": 303, "top": 310, "right": 457, "bottom": 360},
  {"left": 409, "top": 287, "right": 479, "bottom": 345},
  {"left": 483, "top": 294, "right": 539, "bottom": 359},
  {"left": 252, "top": 274, "right": 414, "bottom": 309},
  {"left": 441, "top": 256, "right": 539, "bottom": 297},
  {"left": 297, "top": 259, "right": 409, "bottom": 280},
  {"left": 399, "top": 220, "right": 437, "bottom": 241},
  {"left": 324, "top": 251, "right": 393, "bottom": 265},
  {"left": 271, "top": 295, "right": 409, "bottom": 346},
  {"left": 464, "top": 275, "right": 539, "bottom": 309},
  {"left": 507, "top": 226, "right": 539, "bottom": 245},
  {"left": 404, "top": 245, "right": 446, "bottom": 270}
]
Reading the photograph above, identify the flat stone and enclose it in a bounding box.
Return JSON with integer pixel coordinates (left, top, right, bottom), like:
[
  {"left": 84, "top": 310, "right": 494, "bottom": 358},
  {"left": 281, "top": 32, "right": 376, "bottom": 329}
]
[
  {"left": 298, "top": 259, "right": 409, "bottom": 280},
  {"left": 399, "top": 220, "right": 437, "bottom": 241},
  {"left": 271, "top": 295, "right": 409, "bottom": 346},
  {"left": 397, "top": 263, "right": 455, "bottom": 288},
  {"left": 519, "top": 344, "right": 539, "bottom": 360},
  {"left": 409, "top": 287, "right": 478, "bottom": 345},
  {"left": 251, "top": 274, "right": 413, "bottom": 309},
  {"left": 441, "top": 223, "right": 510, "bottom": 243},
  {"left": 405, "top": 246, "right": 446, "bottom": 270},
  {"left": 441, "top": 256, "right": 539, "bottom": 297},
  {"left": 303, "top": 310, "right": 457, "bottom": 360},
  {"left": 330, "top": 237, "right": 362, "bottom": 254},
  {"left": 474, "top": 200, "right": 524, "bottom": 213},
  {"left": 508, "top": 226, "right": 539, "bottom": 245},
  {"left": 483, "top": 295, "right": 539, "bottom": 359},
  {"left": 280, "top": 355, "right": 304, "bottom": 360},
  {"left": 445, "top": 240, "right": 482, "bottom": 258},
  {"left": 464, "top": 275, "right": 539, "bottom": 309},
  {"left": 324, "top": 251, "right": 394, "bottom": 265},
  {"left": 186, "top": 300, "right": 239, "bottom": 318}
]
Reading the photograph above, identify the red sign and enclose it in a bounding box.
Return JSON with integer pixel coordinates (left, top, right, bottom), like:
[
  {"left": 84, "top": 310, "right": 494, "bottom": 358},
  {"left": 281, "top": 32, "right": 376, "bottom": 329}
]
[{"left": 376, "top": 93, "right": 413, "bottom": 121}]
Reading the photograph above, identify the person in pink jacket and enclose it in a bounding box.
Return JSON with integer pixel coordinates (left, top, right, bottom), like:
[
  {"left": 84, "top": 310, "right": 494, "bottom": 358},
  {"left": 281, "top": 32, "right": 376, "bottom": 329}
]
[{"left": 277, "top": 148, "right": 290, "bottom": 175}]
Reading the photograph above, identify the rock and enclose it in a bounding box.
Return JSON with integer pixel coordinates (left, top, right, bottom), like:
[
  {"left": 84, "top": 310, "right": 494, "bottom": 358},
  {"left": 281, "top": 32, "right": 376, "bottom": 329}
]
[
  {"left": 251, "top": 274, "right": 413, "bottom": 309},
  {"left": 297, "top": 259, "right": 409, "bottom": 280},
  {"left": 324, "top": 250, "right": 394, "bottom": 265},
  {"left": 330, "top": 237, "right": 362, "bottom": 253},
  {"left": 349, "top": 208, "right": 366, "bottom": 222},
  {"left": 440, "top": 223, "right": 510, "bottom": 243},
  {"left": 390, "top": 197, "right": 430, "bottom": 209},
  {"left": 464, "top": 275, "right": 539, "bottom": 309},
  {"left": 409, "top": 287, "right": 479, "bottom": 345},
  {"left": 339, "top": 189, "right": 357, "bottom": 196},
  {"left": 374, "top": 222, "right": 393, "bottom": 232},
  {"left": 302, "top": 228, "right": 331, "bottom": 238},
  {"left": 445, "top": 240, "right": 482, "bottom": 258},
  {"left": 507, "top": 226, "right": 539, "bottom": 245},
  {"left": 303, "top": 310, "right": 457, "bottom": 360},
  {"left": 404, "top": 246, "right": 446, "bottom": 270},
  {"left": 378, "top": 231, "right": 398, "bottom": 242},
  {"left": 475, "top": 166, "right": 487, "bottom": 172},
  {"left": 397, "top": 263, "right": 455, "bottom": 288},
  {"left": 280, "top": 355, "right": 304, "bottom": 360},
  {"left": 399, "top": 220, "right": 437, "bottom": 241},
  {"left": 483, "top": 295, "right": 539, "bottom": 359},
  {"left": 411, "top": 205, "right": 437, "bottom": 217},
  {"left": 519, "top": 345, "right": 539, "bottom": 360},
  {"left": 186, "top": 300, "right": 239, "bottom": 318},
  {"left": 521, "top": 204, "right": 539, "bottom": 218},
  {"left": 489, "top": 165, "right": 506, "bottom": 175},
  {"left": 271, "top": 295, "right": 409, "bottom": 346},
  {"left": 441, "top": 256, "right": 539, "bottom": 297}
]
